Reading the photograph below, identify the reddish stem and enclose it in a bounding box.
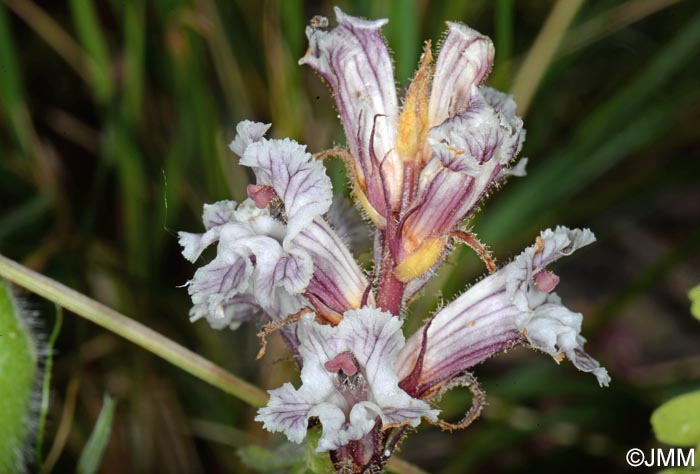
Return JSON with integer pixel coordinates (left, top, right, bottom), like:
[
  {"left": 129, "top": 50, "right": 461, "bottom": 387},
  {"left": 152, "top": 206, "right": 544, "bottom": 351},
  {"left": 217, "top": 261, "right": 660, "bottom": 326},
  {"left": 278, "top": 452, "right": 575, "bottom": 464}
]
[{"left": 375, "top": 219, "right": 406, "bottom": 315}]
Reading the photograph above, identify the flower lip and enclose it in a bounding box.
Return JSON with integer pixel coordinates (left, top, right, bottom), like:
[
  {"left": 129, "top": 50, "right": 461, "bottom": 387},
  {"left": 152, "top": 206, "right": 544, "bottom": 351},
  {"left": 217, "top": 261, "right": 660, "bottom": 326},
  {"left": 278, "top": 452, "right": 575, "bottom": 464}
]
[
  {"left": 428, "top": 21, "right": 495, "bottom": 126},
  {"left": 256, "top": 308, "right": 439, "bottom": 452},
  {"left": 181, "top": 122, "right": 372, "bottom": 333},
  {"left": 397, "top": 227, "right": 610, "bottom": 395},
  {"left": 299, "top": 7, "right": 401, "bottom": 220}
]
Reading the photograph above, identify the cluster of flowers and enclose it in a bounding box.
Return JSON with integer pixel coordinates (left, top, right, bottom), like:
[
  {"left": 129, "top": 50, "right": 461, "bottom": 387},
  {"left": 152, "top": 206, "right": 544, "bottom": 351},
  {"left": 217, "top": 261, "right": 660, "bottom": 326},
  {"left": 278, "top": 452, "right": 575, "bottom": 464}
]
[{"left": 179, "top": 8, "right": 609, "bottom": 472}]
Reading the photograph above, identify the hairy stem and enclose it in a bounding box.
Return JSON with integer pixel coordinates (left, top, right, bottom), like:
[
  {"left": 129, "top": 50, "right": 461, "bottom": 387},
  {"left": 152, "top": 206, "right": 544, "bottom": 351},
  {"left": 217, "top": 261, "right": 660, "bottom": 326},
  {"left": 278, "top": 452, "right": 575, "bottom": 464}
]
[{"left": 375, "top": 222, "right": 406, "bottom": 315}]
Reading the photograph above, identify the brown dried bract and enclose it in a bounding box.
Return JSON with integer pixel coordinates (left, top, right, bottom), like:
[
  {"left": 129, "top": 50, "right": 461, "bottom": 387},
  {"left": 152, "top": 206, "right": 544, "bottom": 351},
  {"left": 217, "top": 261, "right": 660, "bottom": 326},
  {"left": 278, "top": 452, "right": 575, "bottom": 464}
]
[{"left": 256, "top": 308, "right": 313, "bottom": 360}]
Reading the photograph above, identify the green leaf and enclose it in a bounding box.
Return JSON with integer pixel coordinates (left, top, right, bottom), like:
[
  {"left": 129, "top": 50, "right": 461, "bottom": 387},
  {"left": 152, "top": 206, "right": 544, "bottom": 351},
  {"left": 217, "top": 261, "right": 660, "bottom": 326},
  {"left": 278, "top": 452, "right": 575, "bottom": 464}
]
[
  {"left": 0, "top": 279, "right": 38, "bottom": 474},
  {"left": 658, "top": 468, "right": 693, "bottom": 474},
  {"left": 77, "top": 394, "right": 117, "bottom": 474},
  {"left": 651, "top": 391, "right": 700, "bottom": 447},
  {"left": 689, "top": 284, "right": 700, "bottom": 320},
  {"left": 293, "top": 427, "right": 335, "bottom": 474},
  {"left": 238, "top": 428, "right": 333, "bottom": 474},
  {"left": 238, "top": 443, "right": 300, "bottom": 472}
]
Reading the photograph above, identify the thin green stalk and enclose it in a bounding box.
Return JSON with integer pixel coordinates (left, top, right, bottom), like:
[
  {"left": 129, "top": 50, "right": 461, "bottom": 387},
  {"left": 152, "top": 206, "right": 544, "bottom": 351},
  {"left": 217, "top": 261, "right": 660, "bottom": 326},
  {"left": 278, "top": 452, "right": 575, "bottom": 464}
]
[
  {"left": 69, "top": 0, "right": 114, "bottom": 105},
  {"left": 76, "top": 395, "right": 116, "bottom": 474},
  {"left": 494, "top": 0, "right": 514, "bottom": 89},
  {"left": 562, "top": 0, "right": 686, "bottom": 55},
  {"left": 35, "top": 305, "right": 63, "bottom": 465},
  {"left": 0, "top": 254, "right": 268, "bottom": 408},
  {"left": 4, "top": 0, "right": 87, "bottom": 81},
  {"left": 510, "top": 0, "right": 584, "bottom": 115}
]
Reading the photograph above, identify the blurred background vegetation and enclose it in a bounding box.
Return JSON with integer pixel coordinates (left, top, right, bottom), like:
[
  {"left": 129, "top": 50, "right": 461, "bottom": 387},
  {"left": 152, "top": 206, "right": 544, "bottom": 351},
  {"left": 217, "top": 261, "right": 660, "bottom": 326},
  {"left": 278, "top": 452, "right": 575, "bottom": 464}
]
[{"left": 1, "top": 0, "right": 699, "bottom": 472}]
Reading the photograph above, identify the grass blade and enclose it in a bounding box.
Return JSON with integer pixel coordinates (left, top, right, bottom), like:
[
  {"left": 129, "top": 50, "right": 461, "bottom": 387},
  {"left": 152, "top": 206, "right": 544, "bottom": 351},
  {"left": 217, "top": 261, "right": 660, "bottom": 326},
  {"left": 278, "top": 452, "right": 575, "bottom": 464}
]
[
  {"left": 510, "top": 0, "right": 585, "bottom": 116},
  {"left": 123, "top": 0, "right": 146, "bottom": 125},
  {"left": 69, "top": 0, "right": 114, "bottom": 104},
  {"left": 0, "top": 3, "right": 34, "bottom": 157},
  {"left": 4, "top": 0, "right": 86, "bottom": 81},
  {"left": 76, "top": 395, "right": 116, "bottom": 474},
  {"left": 35, "top": 305, "right": 63, "bottom": 465}
]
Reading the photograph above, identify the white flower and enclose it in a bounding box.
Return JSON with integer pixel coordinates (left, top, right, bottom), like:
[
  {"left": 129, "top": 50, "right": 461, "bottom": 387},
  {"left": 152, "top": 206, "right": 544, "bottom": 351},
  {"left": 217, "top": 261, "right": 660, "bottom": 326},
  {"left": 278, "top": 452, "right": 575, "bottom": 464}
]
[
  {"left": 179, "top": 121, "right": 372, "bottom": 332},
  {"left": 256, "top": 308, "right": 438, "bottom": 452},
  {"left": 397, "top": 227, "right": 610, "bottom": 397}
]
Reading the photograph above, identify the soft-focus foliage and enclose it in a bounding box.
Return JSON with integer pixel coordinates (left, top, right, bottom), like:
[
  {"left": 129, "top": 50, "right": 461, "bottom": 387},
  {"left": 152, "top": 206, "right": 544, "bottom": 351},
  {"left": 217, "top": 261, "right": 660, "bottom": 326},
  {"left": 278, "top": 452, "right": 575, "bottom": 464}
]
[
  {"left": 651, "top": 391, "right": 700, "bottom": 447},
  {"left": 1, "top": 1, "right": 699, "bottom": 472},
  {"left": 0, "top": 280, "right": 38, "bottom": 474}
]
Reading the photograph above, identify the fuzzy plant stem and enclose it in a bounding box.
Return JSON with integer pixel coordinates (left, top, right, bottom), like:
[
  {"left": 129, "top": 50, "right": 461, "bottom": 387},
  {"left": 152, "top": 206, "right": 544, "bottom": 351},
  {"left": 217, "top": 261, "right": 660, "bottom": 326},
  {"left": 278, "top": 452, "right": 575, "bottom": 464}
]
[{"left": 375, "top": 221, "right": 406, "bottom": 315}]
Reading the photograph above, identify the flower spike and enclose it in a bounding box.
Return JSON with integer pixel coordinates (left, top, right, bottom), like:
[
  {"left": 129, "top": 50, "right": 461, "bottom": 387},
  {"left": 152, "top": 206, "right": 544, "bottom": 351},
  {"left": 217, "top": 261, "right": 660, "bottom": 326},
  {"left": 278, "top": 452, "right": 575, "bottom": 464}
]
[{"left": 179, "top": 9, "right": 609, "bottom": 472}]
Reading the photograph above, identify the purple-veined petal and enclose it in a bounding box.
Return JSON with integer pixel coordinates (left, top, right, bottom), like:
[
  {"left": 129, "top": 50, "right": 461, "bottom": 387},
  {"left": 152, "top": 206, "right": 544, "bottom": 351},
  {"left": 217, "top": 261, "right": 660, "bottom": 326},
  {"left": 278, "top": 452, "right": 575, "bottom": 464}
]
[
  {"left": 178, "top": 201, "right": 239, "bottom": 262},
  {"left": 187, "top": 242, "right": 253, "bottom": 326},
  {"left": 309, "top": 401, "right": 381, "bottom": 452},
  {"left": 209, "top": 293, "right": 260, "bottom": 330},
  {"left": 229, "top": 120, "right": 271, "bottom": 157},
  {"left": 294, "top": 218, "right": 374, "bottom": 315},
  {"left": 336, "top": 308, "right": 405, "bottom": 395},
  {"left": 202, "top": 200, "right": 238, "bottom": 229},
  {"left": 182, "top": 200, "right": 314, "bottom": 333},
  {"left": 397, "top": 227, "right": 609, "bottom": 396},
  {"left": 300, "top": 7, "right": 400, "bottom": 216},
  {"left": 429, "top": 23, "right": 494, "bottom": 127},
  {"left": 256, "top": 310, "right": 437, "bottom": 451},
  {"left": 505, "top": 226, "right": 596, "bottom": 311},
  {"left": 256, "top": 383, "right": 318, "bottom": 444},
  {"left": 240, "top": 138, "right": 332, "bottom": 243},
  {"left": 214, "top": 218, "right": 313, "bottom": 308},
  {"left": 229, "top": 232, "right": 312, "bottom": 306},
  {"left": 400, "top": 86, "right": 524, "bottom": 267},
  {"left": 519, "top": 296, "right": 610, "bottom": 384}
]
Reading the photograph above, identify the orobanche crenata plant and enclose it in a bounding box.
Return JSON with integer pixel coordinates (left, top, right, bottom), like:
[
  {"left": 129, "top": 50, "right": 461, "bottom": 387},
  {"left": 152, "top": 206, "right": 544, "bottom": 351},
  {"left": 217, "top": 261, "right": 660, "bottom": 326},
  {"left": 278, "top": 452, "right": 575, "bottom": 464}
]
[{"left": 179, "top": 7, "right": 610, "bottom": 473}]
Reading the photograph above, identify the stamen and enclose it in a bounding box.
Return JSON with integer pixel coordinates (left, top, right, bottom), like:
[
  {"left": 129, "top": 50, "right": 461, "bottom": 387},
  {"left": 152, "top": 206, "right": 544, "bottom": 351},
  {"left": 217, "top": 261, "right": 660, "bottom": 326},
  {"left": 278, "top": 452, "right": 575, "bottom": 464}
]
[{"left": 324, "top": 351, "right": 360, "bottom": 376}]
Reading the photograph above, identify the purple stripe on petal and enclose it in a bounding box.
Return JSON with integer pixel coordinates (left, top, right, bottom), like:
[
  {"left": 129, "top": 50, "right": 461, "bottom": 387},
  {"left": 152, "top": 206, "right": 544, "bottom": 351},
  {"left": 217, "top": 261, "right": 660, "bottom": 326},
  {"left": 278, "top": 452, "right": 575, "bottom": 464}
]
[
  {"left": 240, "top": 138, "right": 333, "bottom": 243},
  {"left": 300, "top": 7, "right": 400, "bottom": 213},
  {"left": 294, "top": 218, "right": 374, "bottom": 313},
  {"left": 400, "top": 87, "right": 525, "bottom": 258},
  {"left": 398, "top": 228, "right": 609, "bottom": 391},
  {"left": 429, "top": 23, "right": 494, "bottom": 127},
  {"left": 257, "top": 310, "right": 437, "bottom": 452}
]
